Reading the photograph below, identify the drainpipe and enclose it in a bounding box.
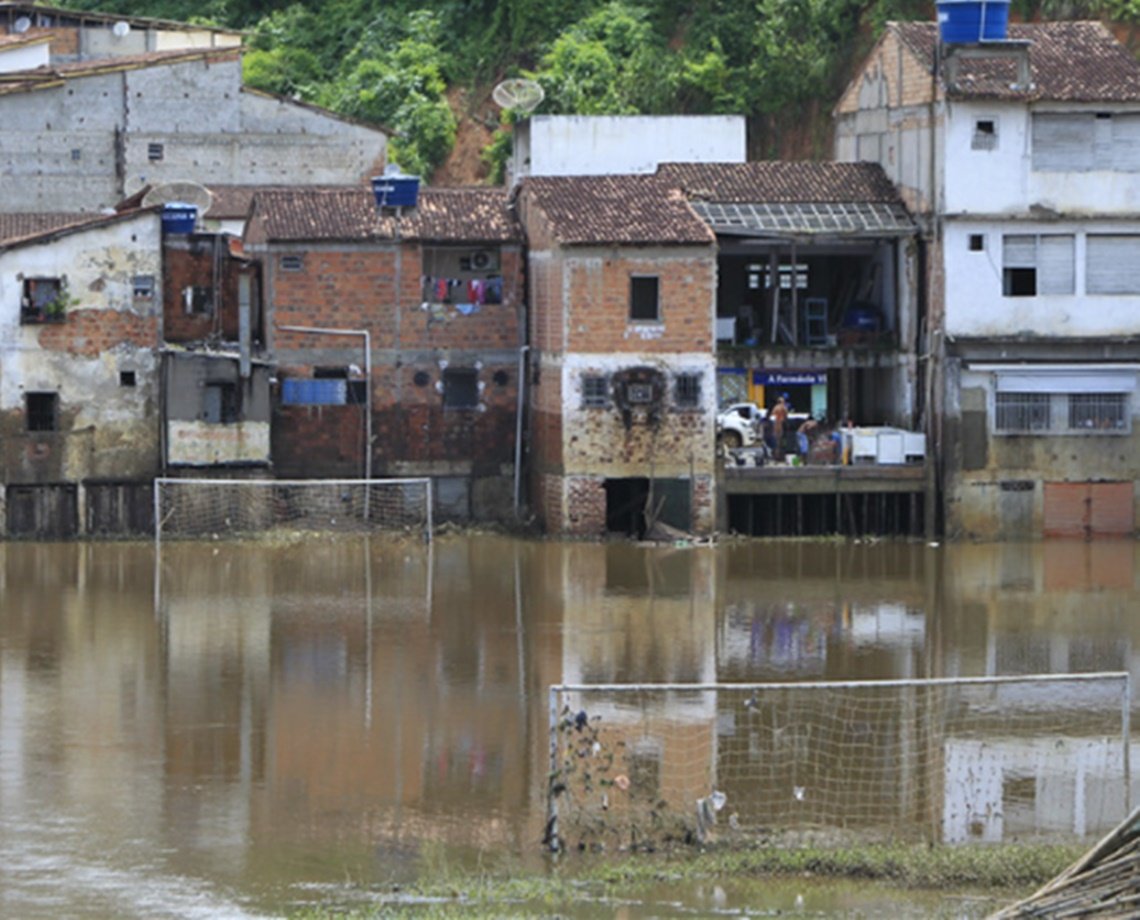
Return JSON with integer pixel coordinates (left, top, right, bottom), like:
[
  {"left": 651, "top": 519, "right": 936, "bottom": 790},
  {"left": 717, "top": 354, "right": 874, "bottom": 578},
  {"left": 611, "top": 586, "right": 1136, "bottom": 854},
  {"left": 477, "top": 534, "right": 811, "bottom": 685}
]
[
  {"left": 275, "top": 324, "right": 372, "bottom": 484},
  {"left": 513, "top": 344, "right": 529, "bottom": 516}
]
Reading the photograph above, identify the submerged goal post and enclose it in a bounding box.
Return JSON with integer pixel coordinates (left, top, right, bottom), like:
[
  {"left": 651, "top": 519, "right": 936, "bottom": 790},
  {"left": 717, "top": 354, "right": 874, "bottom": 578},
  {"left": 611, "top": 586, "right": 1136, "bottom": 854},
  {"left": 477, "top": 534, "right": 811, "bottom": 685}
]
[
  {"left": 547, "top": 673, "right": 1131, "bottom": 853},
  {"left": 154, "top": 477, "right": 433, "bottom": 543}
]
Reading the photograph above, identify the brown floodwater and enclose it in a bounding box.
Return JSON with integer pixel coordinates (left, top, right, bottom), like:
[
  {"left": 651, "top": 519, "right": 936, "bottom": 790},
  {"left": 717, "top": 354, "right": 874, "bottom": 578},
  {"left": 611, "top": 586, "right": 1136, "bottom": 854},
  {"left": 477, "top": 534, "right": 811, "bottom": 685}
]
[{"left": 0, "top": 536, "right": 1136, "bottom": 917}]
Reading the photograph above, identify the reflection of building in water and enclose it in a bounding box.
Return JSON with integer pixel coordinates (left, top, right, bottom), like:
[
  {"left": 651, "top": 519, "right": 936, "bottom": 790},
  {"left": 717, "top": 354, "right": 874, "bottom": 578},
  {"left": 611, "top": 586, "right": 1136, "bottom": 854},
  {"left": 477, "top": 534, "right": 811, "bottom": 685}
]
[
  {"left": 944, "top": 738, "right": 1129, "bottom": 844},
  {"left": 941, "top": 543, "right": 1140, "bottom": 684}
]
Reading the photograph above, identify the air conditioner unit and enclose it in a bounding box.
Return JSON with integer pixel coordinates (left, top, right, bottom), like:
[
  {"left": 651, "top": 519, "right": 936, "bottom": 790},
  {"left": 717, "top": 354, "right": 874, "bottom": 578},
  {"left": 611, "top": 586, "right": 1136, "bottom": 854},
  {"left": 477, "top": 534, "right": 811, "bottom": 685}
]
[{"left": 470, "top": 249, "right": 498, "bottom": 272}]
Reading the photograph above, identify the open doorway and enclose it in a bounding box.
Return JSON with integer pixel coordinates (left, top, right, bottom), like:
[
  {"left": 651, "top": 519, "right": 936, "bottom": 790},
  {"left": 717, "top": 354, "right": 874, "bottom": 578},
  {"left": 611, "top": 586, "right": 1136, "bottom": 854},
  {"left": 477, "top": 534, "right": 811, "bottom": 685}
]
[{"left": 605, "top": 477, "right": 650, "bottom": 537}]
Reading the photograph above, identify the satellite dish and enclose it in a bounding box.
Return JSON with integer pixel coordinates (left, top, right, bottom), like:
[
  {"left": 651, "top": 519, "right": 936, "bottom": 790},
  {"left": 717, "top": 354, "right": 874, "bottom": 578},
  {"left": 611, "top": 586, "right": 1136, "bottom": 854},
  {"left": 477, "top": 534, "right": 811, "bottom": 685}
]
[
  {"left": 13, "top": 16, "right": 31, "bottom": 33},
  {"left": 492, "top": 78, "right": 544, "bottom": 115},
  {"left": 142, "top": 181, "right": 214, "bottom": 214},
  {"left": 111, "top": 21, "right": 131, "bottom": 38}
]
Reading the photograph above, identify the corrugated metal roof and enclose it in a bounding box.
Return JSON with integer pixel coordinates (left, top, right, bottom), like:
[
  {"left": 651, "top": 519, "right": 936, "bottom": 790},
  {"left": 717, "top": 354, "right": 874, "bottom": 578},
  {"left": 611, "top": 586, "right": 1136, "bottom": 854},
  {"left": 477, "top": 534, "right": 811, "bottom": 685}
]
[
  {"left": 895, "top": 20, "right": 1140, "bottom": 102},
  {"left": 519, "top": 174, "right": 715, "bottom": 246},
  {"left": 250, "top": 187, "right": 520, "bottom": 244}
]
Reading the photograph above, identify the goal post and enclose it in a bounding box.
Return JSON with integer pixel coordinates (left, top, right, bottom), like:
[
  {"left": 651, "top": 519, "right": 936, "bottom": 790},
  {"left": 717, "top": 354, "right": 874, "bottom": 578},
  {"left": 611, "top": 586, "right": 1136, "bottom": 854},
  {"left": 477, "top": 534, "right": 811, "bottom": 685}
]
[
  {"left": 547, "top": 673, "right": 1131, "bottom": 854},
  {"left": 154, "top": 477, "right": 433, "bottom": 543}
]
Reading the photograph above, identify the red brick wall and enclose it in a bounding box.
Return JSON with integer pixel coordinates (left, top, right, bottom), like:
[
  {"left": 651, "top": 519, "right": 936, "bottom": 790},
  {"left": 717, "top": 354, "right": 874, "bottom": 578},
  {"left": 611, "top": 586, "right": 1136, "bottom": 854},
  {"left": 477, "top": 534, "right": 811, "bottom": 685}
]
[
  {"left": 563, "top": 251, "right": 714, "bottom": 354},
  {"left": 268, "top": 241, "right": 525, "bottom": 476},
  {"left": 37, "top": 311, "right": 156, "bottom": 356},
  {"left": 272, "top": 403, "right": 364, "bottom": 478},
  {"left": 163, "top": 237, "right": 255, "bottom": 343}
]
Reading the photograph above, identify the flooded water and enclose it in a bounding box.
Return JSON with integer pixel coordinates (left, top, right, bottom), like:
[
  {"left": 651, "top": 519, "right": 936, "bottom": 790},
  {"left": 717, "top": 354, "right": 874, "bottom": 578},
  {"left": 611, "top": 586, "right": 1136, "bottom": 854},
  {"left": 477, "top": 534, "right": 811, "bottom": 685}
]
[{"left": 1, "top": 536, "right": 1137, "bottom": 917}]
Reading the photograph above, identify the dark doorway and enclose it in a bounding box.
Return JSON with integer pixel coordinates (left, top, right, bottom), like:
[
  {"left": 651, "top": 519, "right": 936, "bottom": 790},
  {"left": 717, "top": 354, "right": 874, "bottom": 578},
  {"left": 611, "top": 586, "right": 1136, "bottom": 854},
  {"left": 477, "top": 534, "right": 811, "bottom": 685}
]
[{"left": 605, "top": 478, "right": 650, "bottom": 537}]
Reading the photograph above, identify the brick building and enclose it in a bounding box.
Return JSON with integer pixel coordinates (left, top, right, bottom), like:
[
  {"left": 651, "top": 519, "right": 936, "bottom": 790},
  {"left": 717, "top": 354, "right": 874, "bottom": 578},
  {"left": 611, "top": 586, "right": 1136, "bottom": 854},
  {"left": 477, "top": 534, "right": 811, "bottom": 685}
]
[
  {"left": 245, "top": 186, "right": 525, "bottom": 520},
  {"left": 516, "top": 174, "right": 718, "bottom": 537}
]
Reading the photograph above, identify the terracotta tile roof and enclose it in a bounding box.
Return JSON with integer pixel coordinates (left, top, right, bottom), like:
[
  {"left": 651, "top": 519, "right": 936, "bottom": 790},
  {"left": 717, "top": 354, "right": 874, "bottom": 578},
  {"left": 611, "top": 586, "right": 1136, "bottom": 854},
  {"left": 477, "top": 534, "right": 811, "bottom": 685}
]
[
  {"left": 0, "top": 210, "right": 156, "bottom": 249},
  {"left": 0, "top": 212, "right": 90, "bottom": 243},
  {"left": 894, "top": 20, "right": 1140, "bottom": 102},
  {"left": 249, "top": 186, "right": 520, "bottom": 244},
  {"left": 657, "top": 161, "right": 903, "bottom": 204},
  {"left": 519, "top": 174, "right": 715, "bottom": 245}
]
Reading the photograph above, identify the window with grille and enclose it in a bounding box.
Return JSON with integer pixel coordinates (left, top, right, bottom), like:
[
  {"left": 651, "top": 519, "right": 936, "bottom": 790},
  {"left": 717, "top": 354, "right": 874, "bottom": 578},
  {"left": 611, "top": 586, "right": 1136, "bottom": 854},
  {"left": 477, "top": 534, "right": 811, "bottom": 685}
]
[
  {"left": 443, "top": 368, "right": 479, "bottom": 409},
  {"left": 629, "top": 275, "right": 659, "bottom": 322},
  {"left": 147, "top": 142, "right": 164, "bottom": 162},
  {"left": 1002, "top": 234, "right": 1074, "bottom": 296},
  {"left": 132, "top": 275, "right": 155, "bottom": 300},
  {"left": 972, "top": 119, "right": 998, "bottom": 150},
  {"left": 674, "top": 373, "right": 701, "bottom": 409},
  {"left": 281, "top": 254, "right": 304, "bottom": 272},
  {"left": 25, "top": 392, "right": 58, "bottom": 432},
  {"left": 582, "top": 374, "right": 609, "bottom": 408},
  {"left": 995, "top": 392, "right": 1130, "bottom": 434}
]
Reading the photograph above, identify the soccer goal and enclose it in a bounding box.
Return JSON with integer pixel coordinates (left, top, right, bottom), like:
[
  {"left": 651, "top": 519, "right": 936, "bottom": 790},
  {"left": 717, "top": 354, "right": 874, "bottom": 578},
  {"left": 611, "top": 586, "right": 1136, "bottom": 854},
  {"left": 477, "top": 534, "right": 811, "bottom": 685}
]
[
  {"left": 546, "top": 673, "right": 1131, "bottom": 854},
  {"left": 154, "top": 477, "right": 433, "bottom": 543}
]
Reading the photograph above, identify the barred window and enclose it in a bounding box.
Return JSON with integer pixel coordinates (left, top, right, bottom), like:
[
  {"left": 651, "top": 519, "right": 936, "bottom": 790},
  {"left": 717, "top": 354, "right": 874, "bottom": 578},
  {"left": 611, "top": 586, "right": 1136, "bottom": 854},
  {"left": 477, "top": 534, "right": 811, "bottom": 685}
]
[
  {"left": 995, "top": 392, "right": 1130, "bottom": 434},
  {"left": 995, "top": 392, "right": 1051, "bottom": 432},
  {"left": 972, "top": 119, "right": 998, "bottom": 151},
  {"left": 1069, "top": 393, "right": 1127, "bottom": 431},
  {"left": 674, "top": 373, "right": 701, "bottom": 409},
  {"left": 582, "top": 375, "right": 609, "bottom": 408}
]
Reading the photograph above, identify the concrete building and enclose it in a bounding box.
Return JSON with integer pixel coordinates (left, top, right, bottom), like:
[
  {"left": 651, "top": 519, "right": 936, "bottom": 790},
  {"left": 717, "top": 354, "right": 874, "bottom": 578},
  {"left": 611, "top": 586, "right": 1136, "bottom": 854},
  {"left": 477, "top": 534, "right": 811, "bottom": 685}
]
[
  {"left": 245, "top": 186, "right": 525, "bottom": 520},
  {"left": 0, "top": 47, "right": 388, "bottom": 213},
  {"left": 836, "top": 21, "right": 1140, "bottom": 539},
  {"left": 516, "top": 173, "right": 719, "bottom": 537},
  {"left": 0, "top": 209, "right": 163, "bottom": 536}
]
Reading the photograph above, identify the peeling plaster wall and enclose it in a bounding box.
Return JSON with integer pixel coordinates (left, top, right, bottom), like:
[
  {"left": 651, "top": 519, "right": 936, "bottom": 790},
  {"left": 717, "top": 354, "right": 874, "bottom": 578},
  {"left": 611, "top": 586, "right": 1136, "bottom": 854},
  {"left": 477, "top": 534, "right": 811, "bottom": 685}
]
[{"left": 0, "top": 213, "right": 162, "bottom": 483}]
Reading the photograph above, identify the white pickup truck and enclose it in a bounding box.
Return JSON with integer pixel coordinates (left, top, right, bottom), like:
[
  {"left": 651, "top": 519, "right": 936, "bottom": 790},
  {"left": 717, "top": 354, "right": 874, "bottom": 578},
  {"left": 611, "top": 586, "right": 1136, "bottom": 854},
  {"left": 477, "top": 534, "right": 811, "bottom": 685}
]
[{"left": 716, "top": 402, "right": 765, "bottom": 449}]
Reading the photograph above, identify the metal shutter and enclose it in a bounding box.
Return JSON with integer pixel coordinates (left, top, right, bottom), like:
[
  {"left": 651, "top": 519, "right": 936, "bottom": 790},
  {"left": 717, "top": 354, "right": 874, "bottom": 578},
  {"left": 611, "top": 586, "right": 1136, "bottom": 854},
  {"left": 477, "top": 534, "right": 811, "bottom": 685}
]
[
  {"left": 1032, "top": 114, "right": 1094, "bottom": 171},
  {"left": 1002, "top": 235, "right": 1037, "bottom": 267},
  {"left": 1090, "top": 482, "right": 1134, "bottom": 536},
  {"left": 1038, "top": 235, "right": 1074, "bottom": 294},
  {"left": 1087, "top": 235, "right": 1140, "bottom": 294}
]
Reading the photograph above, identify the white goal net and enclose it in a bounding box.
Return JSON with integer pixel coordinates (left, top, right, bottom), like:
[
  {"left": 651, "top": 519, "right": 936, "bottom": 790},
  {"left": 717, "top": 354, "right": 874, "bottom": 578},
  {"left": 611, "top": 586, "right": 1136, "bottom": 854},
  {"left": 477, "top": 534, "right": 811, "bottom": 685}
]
[
  {"left": 547, "top": 673, "right": 1131, "bottom": 853},
  {"left": 154, "top": 477, "right": 432, "bottom": 542}
]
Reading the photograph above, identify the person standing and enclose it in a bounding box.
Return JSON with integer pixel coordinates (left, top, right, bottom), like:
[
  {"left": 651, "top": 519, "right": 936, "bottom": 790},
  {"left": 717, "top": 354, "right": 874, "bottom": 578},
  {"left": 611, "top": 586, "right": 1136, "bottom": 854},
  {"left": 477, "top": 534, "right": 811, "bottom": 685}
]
[{"left": 771, "top": 396, "right": 789, "bottom": 460}]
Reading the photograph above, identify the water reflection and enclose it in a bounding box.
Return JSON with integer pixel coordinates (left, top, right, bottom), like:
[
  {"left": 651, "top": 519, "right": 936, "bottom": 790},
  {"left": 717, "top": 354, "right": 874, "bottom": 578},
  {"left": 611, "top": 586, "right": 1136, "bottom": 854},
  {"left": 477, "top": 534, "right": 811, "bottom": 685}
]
[{"left": 0, "top": 538, "right": 1137, "bottom": 917}]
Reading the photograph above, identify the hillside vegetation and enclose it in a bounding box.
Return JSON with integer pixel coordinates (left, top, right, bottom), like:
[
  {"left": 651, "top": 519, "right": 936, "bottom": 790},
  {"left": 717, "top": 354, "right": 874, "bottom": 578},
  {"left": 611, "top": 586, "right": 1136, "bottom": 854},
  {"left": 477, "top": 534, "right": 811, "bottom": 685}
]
[{"left": 68, "top": 0, "right": 1140, "bottom": 182}]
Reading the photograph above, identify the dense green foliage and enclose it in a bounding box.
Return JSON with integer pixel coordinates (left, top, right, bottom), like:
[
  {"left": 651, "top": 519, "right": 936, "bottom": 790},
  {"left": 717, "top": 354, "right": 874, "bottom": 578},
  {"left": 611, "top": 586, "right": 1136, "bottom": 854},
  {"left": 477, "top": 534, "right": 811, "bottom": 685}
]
[{"left": 67, "top": 0, "right": 1135, "bottom": 178}]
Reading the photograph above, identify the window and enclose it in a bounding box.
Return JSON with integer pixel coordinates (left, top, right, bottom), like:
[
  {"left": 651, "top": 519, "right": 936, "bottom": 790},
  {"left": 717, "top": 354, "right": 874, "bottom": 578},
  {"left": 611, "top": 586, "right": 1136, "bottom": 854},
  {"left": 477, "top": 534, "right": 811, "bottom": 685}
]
[
  {"left": 969, "top": 234, "right": 985, "bottom": 252},
  {"left": 443, "top": 368, "right": 479, "bottom": 409},
  {"left": 675, "top": 373, "right": 701, "bottom": 409},
  {"left": 281, "top": 254, "right": 303, "bottom": 272},
  {"left": 1087, "top": 235, "right": 1140, "bottom": 294},
  {"left": 183, "top": 285, "right": 213, "bottom": 315},
  {"left": 995, "top": 392, "right": 1130, "bottom": 434},
  {"left": 119, "top": 370, "right": 136, "bottom": 387},
  {"left": 147, "top": 142, "right": 164, "bottom": 162},
  {"left": 21, "top": 277, "right": 66, "bottom": 324},
  {"left": 132, "top": 275, "right": 155, "bottom": 300},
  {"left": 1002, "top": 234, "right": 1074, "bottom": 296},
  {"left": 203, "top": 382, "right": 240, "bottom": 424},
  {"left": 26, "top": 392, "right": 58, "bottom": 432},
  {"left": 70, "top": 148, "right": 81, "bottom": 162},
  {"left": 972, "top": 119, "right": 997, "bottom": 150},
  {"left": 314, "top": 366, "right": 366, "bottom": 404},
  {"left": 582, "top": 375, "right": 609, "bottom": 408},
  {"left": 629, "top": 275, "right": 659, "bottom": 322}
]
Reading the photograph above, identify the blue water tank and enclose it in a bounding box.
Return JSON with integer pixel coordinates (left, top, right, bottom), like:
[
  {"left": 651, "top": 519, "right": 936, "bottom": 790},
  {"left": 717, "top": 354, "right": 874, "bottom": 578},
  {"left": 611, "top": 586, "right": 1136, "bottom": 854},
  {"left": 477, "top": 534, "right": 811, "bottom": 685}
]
[
  {"left": 937, "top": 0, "right": 1010, "bottom": 43},
  {"left": 161, "top": 203, "right": 197, "bottom": 234},
  {"left": 371, "top": 174, "right": 420, "bottom": 209}
]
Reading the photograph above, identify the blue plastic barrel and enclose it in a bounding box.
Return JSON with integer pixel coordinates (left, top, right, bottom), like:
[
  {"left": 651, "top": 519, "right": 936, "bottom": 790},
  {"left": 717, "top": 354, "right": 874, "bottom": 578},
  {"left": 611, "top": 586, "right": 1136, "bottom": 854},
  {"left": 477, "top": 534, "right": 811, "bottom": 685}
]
[
  {"left": 936, "top": 0, "right": 1009, "bottom": 43},
  {"left": 161, "top": 203, "right": 197, "bottom": 234}
]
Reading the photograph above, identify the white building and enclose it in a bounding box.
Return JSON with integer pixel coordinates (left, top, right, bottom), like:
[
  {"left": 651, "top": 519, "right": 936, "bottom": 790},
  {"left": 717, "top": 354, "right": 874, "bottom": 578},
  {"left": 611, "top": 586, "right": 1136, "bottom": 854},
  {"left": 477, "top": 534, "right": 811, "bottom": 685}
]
[
  {"left": 836, "top": 21, "right": 1140, "bottom": 538},
  {"left": 509, "top": 115, "right": 746, "bottom": 184}
]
